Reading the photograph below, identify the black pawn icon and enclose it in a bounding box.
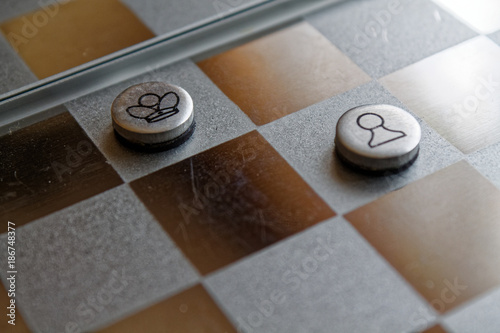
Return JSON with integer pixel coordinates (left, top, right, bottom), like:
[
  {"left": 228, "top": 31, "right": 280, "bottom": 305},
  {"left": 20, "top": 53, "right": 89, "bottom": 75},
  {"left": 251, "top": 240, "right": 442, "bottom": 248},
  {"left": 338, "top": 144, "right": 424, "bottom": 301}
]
[{"left": 357, "top": 113, "right": 406, "bottom": 148}]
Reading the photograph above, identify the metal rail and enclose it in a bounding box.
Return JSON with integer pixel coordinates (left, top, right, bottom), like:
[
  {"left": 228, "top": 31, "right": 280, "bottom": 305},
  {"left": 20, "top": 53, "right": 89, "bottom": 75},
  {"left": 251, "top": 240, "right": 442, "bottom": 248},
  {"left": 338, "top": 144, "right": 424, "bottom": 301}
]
[{"left": 0, "top": 0, "right": 343, "bottom": 129}]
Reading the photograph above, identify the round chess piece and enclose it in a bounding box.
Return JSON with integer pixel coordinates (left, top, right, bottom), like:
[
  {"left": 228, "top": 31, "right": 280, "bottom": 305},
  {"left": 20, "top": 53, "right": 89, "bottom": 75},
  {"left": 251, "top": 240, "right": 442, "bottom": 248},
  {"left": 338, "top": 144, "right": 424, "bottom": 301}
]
[
  {"left": 111, "top": 82, "right": 195, "bottom": 152},
  {"left": 335, "top": 104, "right": 421, "bottom": 173}
]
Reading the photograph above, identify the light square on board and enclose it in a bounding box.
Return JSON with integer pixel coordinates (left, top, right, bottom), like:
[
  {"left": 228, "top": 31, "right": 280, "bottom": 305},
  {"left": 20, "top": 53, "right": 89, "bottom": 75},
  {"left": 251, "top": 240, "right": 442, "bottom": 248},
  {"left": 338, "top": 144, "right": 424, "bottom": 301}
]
[
  {"left": 130, "top": 131, "right": 335, "bottom": 275},
  {"left": 0, "top": 109, "right": 123, "bottom": 232},
  {"left": 66, "top": 59, "right": 255, "bottom": 183},
  {"left": 206, "top": 218, "right": 436, "bottom": 333},
  {"left": 307, "top": 0, "right": 477, "bottom": 78},
  {"left": 345, "top": 161, "right": 500, "bottom": 313},
  {"left": 0, "top": 34, "right": 36, "bottom": 94},
  {"left": 197, "top": 21, "right": 370, "bottom": 125},
  {"left": 468, "top": 140, "right": 500, "bottom": 190},
  {"left": 97, "top": 284, "right": 236, "bottom": 333},
  {"left": 432, "top": 0, "right": 500, "bottom": 34},
  {"left": 0, "top": 0, "right": 154, "bottom": 79},
  {"left": 444, "top": 286, "right": 500, "bottom": 333},
  {"left": 259, "top": 80, "right": 463, "bottom": 215},
  {"left": 380, "top": 37, "right": 500, "bottom": 154},
  {"left": 490, "top": 29, "right": 500, "bottom": 46},
  {"left": 121, "top": 0, "right": 267, "bottom": 35},
  {"left": 0, "top": 185, "right": 198, "bottom": 333}
]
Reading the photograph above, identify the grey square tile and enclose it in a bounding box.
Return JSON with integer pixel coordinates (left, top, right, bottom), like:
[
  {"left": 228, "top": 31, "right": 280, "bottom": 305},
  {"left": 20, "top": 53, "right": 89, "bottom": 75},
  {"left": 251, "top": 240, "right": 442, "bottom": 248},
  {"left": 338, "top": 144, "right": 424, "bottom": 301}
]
[
  {"left": 307, "top": 0, "right": 477, "bottom": 78},
  {"left": 490, "top": 30, "right": 500, "bottom": 46},
  {"left": 432, "top": 0, "right": 500, "bottom": 34},
  {"left": 122, "top": 0, "right": 265, "bottom": 35},
  {"left": 467, "top": 141, "right": 500, "bottom": 190},
  {"left": 66, "top": 59, "right": 255, "bottom": 182},
  {"left": 0, "top": 185, "right": 199, "bottom": 333},
  {"left": 206, "top": 217, "right": 437, "bottom": 333},
  {"left": 0, "top": 34, "right": 36, "bottom": 95},
  {"left": 259, "top": 80, "right": 463, "bottom": 215},
  {"left": 443, "top": 286, "right": 500, "bottom": 333}
]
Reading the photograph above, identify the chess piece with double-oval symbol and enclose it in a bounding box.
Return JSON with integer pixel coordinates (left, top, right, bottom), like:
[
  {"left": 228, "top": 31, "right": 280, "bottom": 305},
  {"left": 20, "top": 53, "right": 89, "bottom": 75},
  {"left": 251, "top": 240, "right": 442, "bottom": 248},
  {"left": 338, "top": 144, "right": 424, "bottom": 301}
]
[{"left": 111, "top": 82, "right": 195, "bottom": 152}]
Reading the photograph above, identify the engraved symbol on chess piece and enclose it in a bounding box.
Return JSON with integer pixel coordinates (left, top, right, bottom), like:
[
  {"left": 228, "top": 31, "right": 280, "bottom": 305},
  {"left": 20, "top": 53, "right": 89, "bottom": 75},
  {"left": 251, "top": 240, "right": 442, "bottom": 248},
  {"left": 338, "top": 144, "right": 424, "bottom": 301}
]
[
  {"left": 357, "top": 113, "right": 406, "bottom": 148},
  {"left": 127, "top": 92, "right": 180, "bottom": 123}
]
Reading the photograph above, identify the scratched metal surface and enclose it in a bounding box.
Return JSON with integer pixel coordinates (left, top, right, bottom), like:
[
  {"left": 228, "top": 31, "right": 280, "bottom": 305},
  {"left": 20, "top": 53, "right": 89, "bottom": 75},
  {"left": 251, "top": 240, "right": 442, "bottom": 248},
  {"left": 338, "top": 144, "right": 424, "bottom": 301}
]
[{"left": 1, "top": 0, "right": 500, "bottom": 332}]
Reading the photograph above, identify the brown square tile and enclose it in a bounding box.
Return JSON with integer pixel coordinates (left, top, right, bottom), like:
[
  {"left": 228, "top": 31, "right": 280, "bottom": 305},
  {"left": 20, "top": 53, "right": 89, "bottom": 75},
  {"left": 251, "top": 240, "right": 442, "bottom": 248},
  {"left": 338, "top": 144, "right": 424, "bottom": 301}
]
[
  {"left": 197, "top": 22, "right": 370, "bottom": 126},
  {"left": 0, "top": 0, "right": 154, "bottom": 79},
  {"left": 422, "top": 325, "right": 449, "bottom": 333},
  {"left": 131, "top": 131, "right": 335, "bottom": 275},
  {"left": 380, "top": 37, "right": 500, "bottom": 154},
  {"left": 0, "top": 109, "right": 123, "bottom": 232},
  {"left": 97, "top": 284, "right": 236, "bottom": 333},
  {"left": 345, "top": 161, "right": 500, "bottom": 313},
  {"left": 1, "top": 284, "right": 31, "bottom": 332},
  {"left": 433, "top": 0, "right": 500, "bottom": 34}
]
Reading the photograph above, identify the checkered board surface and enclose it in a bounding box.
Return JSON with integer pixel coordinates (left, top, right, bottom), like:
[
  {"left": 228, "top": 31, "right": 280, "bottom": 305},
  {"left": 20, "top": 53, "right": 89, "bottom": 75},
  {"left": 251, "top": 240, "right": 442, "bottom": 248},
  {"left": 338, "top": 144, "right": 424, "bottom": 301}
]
[{"left": 1, "top": 0, "right": 500, "bottom": 332}]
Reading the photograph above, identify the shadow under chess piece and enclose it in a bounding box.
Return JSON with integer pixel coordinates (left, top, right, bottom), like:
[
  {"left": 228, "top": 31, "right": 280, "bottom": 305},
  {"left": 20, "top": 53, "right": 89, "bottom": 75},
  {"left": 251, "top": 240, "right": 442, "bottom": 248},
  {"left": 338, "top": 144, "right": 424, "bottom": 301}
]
[{"left": 356, "top": 113, "right": 406, "bottom": 148}]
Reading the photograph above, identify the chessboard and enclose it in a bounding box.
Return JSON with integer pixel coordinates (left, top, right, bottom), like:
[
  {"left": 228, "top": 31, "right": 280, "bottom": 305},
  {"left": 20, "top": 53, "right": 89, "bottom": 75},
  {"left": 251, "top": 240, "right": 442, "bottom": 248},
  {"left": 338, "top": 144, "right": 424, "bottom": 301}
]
[{"left": 1, "top": 0, "right": 500, "bottom": 332}]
